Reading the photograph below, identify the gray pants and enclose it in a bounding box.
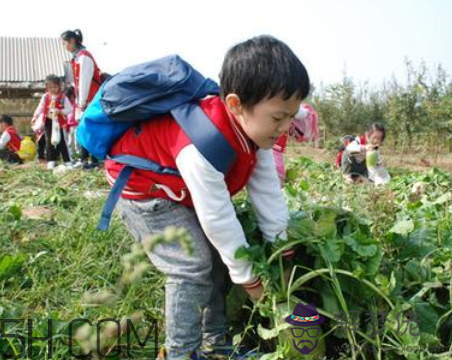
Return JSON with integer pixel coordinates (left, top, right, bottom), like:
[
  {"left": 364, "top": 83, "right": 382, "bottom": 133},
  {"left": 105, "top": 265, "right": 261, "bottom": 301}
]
[{"left": 117, "top": 197, "right": 229, "bottom": 360}]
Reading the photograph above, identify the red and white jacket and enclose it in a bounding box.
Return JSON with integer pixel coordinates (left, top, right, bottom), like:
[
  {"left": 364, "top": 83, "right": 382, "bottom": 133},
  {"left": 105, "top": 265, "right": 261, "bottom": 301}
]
[
  {"left": 71, "top": 48, "right": 101, "bottom": 107},
  {"left": 272, "top": 133, "right": 289, "bottom": 153},
  {"left": 0, "top": 126, "right": 21, "bottom": 153},
  {"left": 335, "top": 135, "right": 367, "bottom": 168},
  {"left": 105, "top": 96, "right": 290, "bottom": 285},
  {"left": 33, "top": 93, "right": 72, "bottom": 127}
]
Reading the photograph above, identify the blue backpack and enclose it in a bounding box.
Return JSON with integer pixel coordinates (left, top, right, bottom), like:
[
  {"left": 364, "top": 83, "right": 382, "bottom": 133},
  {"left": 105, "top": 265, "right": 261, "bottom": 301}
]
[{"left": 76, "top": 55, "right": 237, "bottom": 230}]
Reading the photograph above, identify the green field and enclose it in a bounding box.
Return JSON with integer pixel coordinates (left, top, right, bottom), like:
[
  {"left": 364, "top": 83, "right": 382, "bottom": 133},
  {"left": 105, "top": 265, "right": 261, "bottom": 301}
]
[{"left": 1, "top": 157, "right": 451, "bottom": 360}]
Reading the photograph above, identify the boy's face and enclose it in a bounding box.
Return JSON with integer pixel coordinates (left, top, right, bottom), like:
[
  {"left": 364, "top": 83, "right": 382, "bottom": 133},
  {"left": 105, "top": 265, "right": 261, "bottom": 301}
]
[
  {"left": 0, "top": 122, "right": 7, "bottom": 131},
  {"left": 227, "top": 94, "right": 302, "bottom": 149},
  {"left": 367, "top": 130, "right": 384, "bottom": 146},
  {"left": 47, "top": 82, "right": 60, "bottom": 95}
]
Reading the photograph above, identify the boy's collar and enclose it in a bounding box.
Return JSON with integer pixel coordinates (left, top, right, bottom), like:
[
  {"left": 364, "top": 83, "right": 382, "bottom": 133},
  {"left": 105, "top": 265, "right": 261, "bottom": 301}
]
[{"left": 224, "top": 105, "right": 258, "bottom": 152}]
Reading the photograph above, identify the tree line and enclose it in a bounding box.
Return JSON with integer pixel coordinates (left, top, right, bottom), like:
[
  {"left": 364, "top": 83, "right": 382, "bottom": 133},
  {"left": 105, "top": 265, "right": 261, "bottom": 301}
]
[{"left": 313, "top": 59, "right": 452, "bottom": 156}]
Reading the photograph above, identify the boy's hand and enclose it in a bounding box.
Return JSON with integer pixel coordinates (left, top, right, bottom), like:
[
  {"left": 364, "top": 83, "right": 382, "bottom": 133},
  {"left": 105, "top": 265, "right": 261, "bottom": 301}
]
[
  {"left": 243, "top": 284, "right": 264, "bottom": 300},
  {"left": 242, "top": 278, "right": 264, "bottom": 300}
]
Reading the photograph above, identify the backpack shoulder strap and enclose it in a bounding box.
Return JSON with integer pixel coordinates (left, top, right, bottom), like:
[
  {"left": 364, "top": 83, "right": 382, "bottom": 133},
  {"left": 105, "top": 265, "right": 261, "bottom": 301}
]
[
  {"left": 97, "top": 103, "right": 237, "bottom": 231},
  {"left": 170, "top": 102, "right": 236, "bottom": 174}
]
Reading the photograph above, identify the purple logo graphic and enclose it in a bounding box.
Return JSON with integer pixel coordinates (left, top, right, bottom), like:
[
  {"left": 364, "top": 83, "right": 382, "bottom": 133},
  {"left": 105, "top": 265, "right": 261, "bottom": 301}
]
[{"left": 285, "top": 302, "right": 325, "bottom": 355}]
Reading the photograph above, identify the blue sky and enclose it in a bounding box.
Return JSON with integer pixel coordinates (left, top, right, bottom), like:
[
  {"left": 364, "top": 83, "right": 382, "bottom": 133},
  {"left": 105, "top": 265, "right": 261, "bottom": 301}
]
[{"left": 2, "top": 0, "right": 451, "bottom": 87}]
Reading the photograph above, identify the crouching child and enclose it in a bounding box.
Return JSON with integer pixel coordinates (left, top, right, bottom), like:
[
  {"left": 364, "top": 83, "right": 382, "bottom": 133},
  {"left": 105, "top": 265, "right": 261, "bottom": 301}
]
[
  {"left": 105, "top": 36, "right": 310, "bottom": 360},
  {"left": 340, "top": 123, "right": 390, "bottom": 185},
  {"left": 0, "top": 115, "right": 23, "bottom": 164}
]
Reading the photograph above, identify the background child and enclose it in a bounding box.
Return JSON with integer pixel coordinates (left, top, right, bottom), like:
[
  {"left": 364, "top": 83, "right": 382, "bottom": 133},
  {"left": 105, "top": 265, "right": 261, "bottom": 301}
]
[
  {"left": 64, "top": 86, "right": 81, "bottom": 161},
  {"left": 0, "top": 115, "right": 23, "bottom": 164},
  {"left": 107, "top": 35, "right": 310, "bottom": 360},
  {"left": 340, "top": 123, "right": 388, "bottom": 184},
  {"left": 297, "top": 103, "right": 320, "bottom": 146},
  {"left": 61, "top": 29, "right": 102, "bottom": 170},
  {"left": 272, "top": 105, "right": 309, "bottom": 184},
  {"left": 32, "top": 75, "right": 72, "bottom": 170}
]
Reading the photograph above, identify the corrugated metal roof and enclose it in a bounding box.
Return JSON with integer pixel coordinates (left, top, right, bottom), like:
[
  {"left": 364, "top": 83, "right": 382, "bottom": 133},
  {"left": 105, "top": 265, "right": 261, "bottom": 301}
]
[{"left": 0, "top": 37, "right": 72, "bottom": 83}]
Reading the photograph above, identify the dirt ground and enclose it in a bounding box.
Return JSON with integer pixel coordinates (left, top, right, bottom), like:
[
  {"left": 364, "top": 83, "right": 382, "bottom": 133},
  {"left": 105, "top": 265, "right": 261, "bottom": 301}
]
[
  {"left": 288, "top": 145, "right": 452, "bottom": 172},
  {"left": 9, "top": 145, "right": 452, "bottom": 173}
]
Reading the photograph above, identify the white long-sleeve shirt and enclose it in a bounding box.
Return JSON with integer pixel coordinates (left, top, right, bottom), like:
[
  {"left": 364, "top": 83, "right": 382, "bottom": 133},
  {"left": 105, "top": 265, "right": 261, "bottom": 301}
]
[
  {"left": 0, "top": 131, "right": 11, "bottom": 150},
  {"left": 33, "top": 94, "right": 73, "bottom": 118},
  {"left": 75, "top": 54, "right": 95, "bottom": 108},
  {"left": 175, "top": 145, "right": 289, "bottom": 285}
]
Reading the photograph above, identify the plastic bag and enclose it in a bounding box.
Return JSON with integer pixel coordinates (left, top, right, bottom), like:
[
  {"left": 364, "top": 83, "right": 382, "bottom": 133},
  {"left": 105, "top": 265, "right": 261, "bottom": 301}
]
[
  {"left": 17, "top": 136, "right": 37, "bottom": 161},
  {"left": 51, "top": 118, "right": 61, "bottom": 147}
]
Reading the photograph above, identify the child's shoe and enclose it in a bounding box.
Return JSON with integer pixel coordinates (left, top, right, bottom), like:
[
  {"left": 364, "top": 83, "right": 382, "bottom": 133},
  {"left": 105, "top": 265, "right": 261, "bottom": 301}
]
[
  {"left": 73, "top": 159, "right": 83, "bottom": 168},
  {"left": 46, "top": 161, "right": 56, "bottom": 170},
  {"left": 82, "top": 161, "right": 100, "bottom": 171}
]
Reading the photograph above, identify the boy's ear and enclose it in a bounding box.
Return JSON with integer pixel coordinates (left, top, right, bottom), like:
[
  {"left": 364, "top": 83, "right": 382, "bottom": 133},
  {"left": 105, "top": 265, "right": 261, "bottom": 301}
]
[{"left": 225, "top": 94, "right": 243, "bottom": 116}]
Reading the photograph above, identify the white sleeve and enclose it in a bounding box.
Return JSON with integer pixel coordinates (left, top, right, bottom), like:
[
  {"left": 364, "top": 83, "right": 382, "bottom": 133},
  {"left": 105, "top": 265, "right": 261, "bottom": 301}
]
[
  {"left": 175, "top": 144, "right": 258, "bottom": 285},
  {"left": 62, "top": 96, "right": 73, "bottom": 116},
  {"left": 346, "top": 139, "right": 362, "bottom": 154},
  {"left": 0, "top": 131, "right": 11, "bottom": 150},
  {"left": 33, "top": 95, "right": 46, "bottom": 118},
  {"left": 77, "top": 55, "right": 95, "bottom": 107},
  {"left": 246, "top": 149, "right": 289, "bottom": 242}
]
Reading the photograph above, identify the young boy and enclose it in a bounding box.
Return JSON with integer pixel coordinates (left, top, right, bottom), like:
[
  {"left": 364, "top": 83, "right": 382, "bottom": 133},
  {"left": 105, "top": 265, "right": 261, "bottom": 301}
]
[
  {"left": 0, "top": 115, "right": 23, "bottom": 164},
  {"left": 105, "top": 35, "right": 310, "bottom": 360}
]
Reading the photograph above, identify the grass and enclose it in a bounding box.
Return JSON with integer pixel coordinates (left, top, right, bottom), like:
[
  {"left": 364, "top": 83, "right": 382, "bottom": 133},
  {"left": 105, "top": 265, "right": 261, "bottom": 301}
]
[
  {"left": 0, "top": 164, "right": 165, "bottom": 359},
  {"left": 1, "top": 154, "right": 451, "bottom": 360}
]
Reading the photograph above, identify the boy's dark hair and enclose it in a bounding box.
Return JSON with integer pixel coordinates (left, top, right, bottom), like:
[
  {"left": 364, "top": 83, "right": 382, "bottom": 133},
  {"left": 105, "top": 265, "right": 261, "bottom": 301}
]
[
  {"left": 367, "top": 123, "right": 386, "bottom": 142},
  {"left": 61, "top": 29, "right": 83, "bottom": 46},
  {"left": 219, "top": 35, "right": 310, "bottom": 108},
  {"left": 65, "top": 85, "right": 75, "bottom": 98},
  {"left": 45, "top": 75, "right": 61, "bottom": 87},
  {"left": 0, "top": 114, "right": 13, "bottom": 126}
]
